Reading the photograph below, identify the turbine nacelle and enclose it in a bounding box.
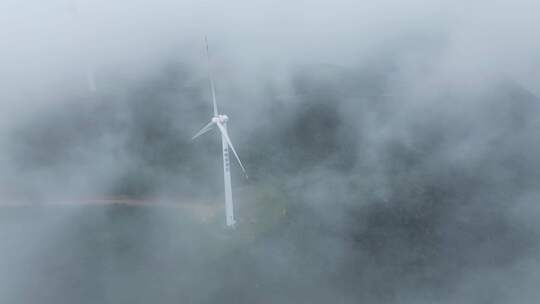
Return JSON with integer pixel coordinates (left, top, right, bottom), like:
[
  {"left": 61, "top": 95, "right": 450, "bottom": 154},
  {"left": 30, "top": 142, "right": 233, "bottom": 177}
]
[{"left": 212, "top": 115, "right": 229, "bottom": 124}]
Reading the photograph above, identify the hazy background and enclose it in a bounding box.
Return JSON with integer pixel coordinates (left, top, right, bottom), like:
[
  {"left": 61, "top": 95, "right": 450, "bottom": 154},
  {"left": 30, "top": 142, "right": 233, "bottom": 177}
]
[{"left": 0, "top": 0, "right": 539, "bottom": 303}]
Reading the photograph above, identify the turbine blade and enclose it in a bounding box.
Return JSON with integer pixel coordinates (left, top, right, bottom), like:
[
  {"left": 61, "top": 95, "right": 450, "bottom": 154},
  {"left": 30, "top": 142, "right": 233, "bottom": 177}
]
[
  {"left": 87, "top": 69, "right": 97, "bottom": 92},
  {"left": 191, "top": 121, "right": 215, "bottom": 140},
  {"left": 216, "top": 122, "right": 248, "bottom": 178},
  {"left": 205, "top": 36, "right": 219, "bottom": 116}
]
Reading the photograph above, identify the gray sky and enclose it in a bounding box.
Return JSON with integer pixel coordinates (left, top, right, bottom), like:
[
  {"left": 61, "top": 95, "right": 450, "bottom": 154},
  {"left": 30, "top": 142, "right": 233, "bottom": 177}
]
[{"left": 1, "top": 0, "right": 540, "bottom": 107}]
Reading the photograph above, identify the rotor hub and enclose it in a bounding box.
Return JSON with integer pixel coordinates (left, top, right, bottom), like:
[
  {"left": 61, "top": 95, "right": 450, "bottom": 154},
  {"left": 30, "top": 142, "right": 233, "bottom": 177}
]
[{"left": 213, "top": 115, "right": 229, "bottom": 123}]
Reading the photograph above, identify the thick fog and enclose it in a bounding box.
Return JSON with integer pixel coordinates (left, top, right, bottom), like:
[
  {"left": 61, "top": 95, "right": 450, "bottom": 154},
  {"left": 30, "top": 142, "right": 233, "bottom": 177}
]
[{"left": 0, "top": 0, "right": 539, "bottom": 303}]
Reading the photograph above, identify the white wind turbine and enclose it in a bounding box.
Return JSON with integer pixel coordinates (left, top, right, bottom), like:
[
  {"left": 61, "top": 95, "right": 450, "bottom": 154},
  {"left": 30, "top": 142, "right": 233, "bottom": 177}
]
[{"left": 192, "top": 38, "right": 248, "bottom": 228}]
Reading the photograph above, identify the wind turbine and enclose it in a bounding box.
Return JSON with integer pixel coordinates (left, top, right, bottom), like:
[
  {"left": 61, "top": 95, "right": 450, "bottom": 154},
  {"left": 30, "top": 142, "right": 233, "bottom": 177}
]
[{"left": 192, "top": 38, "right": 248, "bottom": 228}]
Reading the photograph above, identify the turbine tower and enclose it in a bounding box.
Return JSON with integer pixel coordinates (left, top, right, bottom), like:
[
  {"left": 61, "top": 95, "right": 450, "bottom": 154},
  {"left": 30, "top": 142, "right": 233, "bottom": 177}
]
[{"left": 192, "top": 38, "right": 247, "bottom": 228}]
